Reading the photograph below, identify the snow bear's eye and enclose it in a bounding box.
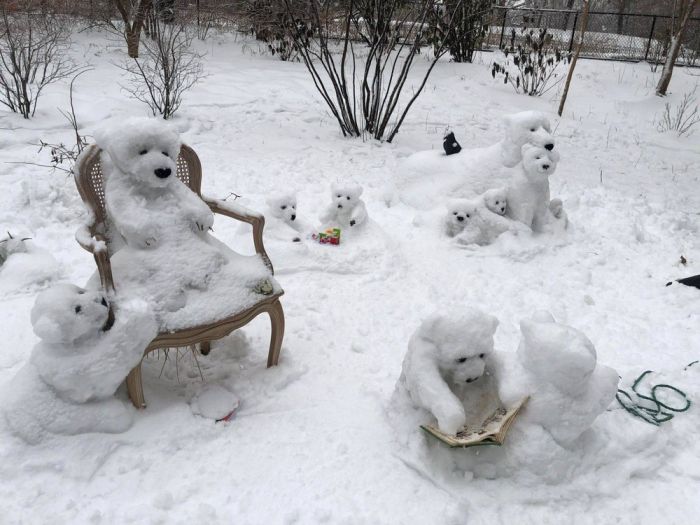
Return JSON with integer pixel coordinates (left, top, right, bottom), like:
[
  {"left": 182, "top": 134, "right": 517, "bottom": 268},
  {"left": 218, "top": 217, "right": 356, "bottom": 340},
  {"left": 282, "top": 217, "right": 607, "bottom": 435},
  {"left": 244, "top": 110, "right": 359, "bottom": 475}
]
[
  {"left": 495, "top": 201, "right": 500, "bottom": 205},
  {"left": 456, "top": 357, "right": 468, "bottom": 363},
  {"left": 337, "top": 194, "right": 341, "bottom": 198},
  {"left": 479, "top": 353, "right": 485, "bottom": 359},
  {"left": 139, "top": 149, "right": 148, "bottom": 155},
  {"left": 292, "top": 205, "right": 296, "bottom": 209},
  {"left": 536, "top": 156, "right": 541, "bottom": 160},
  {"left": 77, "top": 290, "right": 85, "bottom": 295},
  {"left": 530, "top": 128, "right": 536, "bottom": 132},
  {"left": 346, "top": 196, "right": 350, "bottom": 200},
  {"left": 453, "top": 212, "right": 458, "bottom": 215},
  {"left": 162, "top": 151, "right": 169, "bottom": 157},
  {"left": 281, "top": 205, "right": 287, "bottom": 210},
  {"left": 74, "top": 305, "right": 82, "bottom": 314},
  {"left": 466, "top": 214, "right": 470, "bottom": 218}
]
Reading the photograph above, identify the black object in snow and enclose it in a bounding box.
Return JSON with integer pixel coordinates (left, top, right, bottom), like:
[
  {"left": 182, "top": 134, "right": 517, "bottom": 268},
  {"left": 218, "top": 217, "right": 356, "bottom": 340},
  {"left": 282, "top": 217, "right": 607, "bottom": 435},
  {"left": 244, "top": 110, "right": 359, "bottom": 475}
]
[
  {"left": 666, "top": 274, "right": 700, "bottom": 289},
  {"left": 443, "top": 132, "right": 462, "bottom": 156}
]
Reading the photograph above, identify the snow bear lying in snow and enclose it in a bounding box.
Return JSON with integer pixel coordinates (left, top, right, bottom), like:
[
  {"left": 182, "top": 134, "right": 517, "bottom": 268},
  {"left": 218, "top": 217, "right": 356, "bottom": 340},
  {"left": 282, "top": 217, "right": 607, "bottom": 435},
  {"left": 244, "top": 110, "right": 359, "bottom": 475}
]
[
  {"left": 399, "top": 111, "right": 556, "bottom": 210},
  {"left": 3, "top": 284, "right": 157, "bottom": 443},
  {"left": 444, "top": 190, "right": 528, "bottom": 245},
  {"left": 506, "top": 144, "right": 563, "bottom": 233},
  {"left": 496, "top": 311, "right": 619, "bottom": 446},
  {"left": 92, "top": 117, "right": 278, "bottom": 331},
  {"left": 400, "top": 310, "right": 500, "bottom": 435},
  {"left": 320, "top": 183, "right": 368, "bottom": 230}
]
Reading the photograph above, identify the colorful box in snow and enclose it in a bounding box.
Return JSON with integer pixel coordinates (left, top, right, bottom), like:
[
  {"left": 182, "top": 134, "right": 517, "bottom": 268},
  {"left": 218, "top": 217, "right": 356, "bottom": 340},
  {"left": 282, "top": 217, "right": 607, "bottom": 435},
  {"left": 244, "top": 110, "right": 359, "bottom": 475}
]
[{"left": 312, "top": 228, "right": 341, "bottom": 245}]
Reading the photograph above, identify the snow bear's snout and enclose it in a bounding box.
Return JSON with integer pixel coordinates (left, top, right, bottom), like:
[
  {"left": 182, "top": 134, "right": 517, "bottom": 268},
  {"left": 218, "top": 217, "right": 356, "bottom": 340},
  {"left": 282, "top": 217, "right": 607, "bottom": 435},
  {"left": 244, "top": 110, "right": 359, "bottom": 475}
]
[
  {"left": 154, "top": 167, "right": 172, "bottom": 179},
  {"left": 457, "top": 216, "right": 464, "bottom": 222}
]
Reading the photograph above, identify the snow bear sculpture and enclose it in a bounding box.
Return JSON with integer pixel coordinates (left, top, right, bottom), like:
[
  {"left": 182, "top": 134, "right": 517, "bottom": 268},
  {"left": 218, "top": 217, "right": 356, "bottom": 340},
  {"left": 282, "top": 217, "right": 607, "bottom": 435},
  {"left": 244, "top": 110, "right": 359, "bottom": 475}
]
[
  {"left": 399, "top": 111, "right": 556, "bottom": 210},
  {"left": 444, "top": 198, "right": 480, "bottom": 238},
  {"left": 497, "top": 311, "right": 619, "bottom": 446},
  {"left": 400, "top": 310, "right": 500, "bottom": 435},
  {"left": 320, "top": 183, "right": 368, "bottom": 229},
  {"left": 506, "top": 144, "right": 561, "bottom": 232},
  {"left": 477, "top": 188, "right": 530, "bottom": 242},
  {"left": 2, "top": 285, "right": 158, "bottom": 443},
  {"left": 92, "top": 117, "right": 278, "bottom": 330},
  {"left": 265, "top": 192, "right": 307, "bottom": 242}
]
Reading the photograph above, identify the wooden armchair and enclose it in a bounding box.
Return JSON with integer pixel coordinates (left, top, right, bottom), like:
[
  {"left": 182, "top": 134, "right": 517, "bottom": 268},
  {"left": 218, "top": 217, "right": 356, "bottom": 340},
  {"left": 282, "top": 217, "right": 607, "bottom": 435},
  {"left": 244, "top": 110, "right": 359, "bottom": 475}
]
[{"left": 74, "top": 144, "right": 285, "bottom": 408}]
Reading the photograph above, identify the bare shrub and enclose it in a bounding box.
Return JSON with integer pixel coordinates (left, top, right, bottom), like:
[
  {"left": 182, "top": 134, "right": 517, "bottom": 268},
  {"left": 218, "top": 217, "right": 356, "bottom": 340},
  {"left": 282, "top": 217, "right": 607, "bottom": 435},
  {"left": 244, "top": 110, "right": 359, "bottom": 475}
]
[
  {"left": 428, "top": 0, "right": 491, "bottom": 63},
  {"left": 282, "top": 0, "right": 468, "bottom": 142},
  {"left": 120, "top": 19, "right": 204, "bottom": 119},
  {"left": 0, "top": 7, "right": 79, "bottom": 118},
  {"left": 491, "top": 26, "right": 568, "bottom": 97},
  {"left": 657, "top": 89, "right": 700, "bottom": 137}
]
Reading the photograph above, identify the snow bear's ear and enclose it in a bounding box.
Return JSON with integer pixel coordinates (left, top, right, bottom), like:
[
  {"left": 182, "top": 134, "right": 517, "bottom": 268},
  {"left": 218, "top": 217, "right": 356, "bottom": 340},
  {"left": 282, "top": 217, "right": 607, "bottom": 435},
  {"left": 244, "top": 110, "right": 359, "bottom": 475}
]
[
  {"left": 350, "top": 185, "right": 363, "bottom": 198},
  {"left": 541, "top": 118, "right": 552, "bottom": 133},
  {"left": 484, "top": 313, "right": 499, "bottom": 337}
]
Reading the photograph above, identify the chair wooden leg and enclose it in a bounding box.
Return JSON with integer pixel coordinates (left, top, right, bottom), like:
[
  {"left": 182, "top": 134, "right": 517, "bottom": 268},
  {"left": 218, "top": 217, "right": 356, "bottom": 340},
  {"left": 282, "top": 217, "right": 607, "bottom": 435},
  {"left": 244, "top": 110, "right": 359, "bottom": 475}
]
[
  {"left": 126, "top": 363, "right": 146, "bottom": 409},
  {"left": 267, "top": 298, "right": 285, "bottom": 367},
  {"left": 200, "top": 340, "right": 211, "bottom": 356}
]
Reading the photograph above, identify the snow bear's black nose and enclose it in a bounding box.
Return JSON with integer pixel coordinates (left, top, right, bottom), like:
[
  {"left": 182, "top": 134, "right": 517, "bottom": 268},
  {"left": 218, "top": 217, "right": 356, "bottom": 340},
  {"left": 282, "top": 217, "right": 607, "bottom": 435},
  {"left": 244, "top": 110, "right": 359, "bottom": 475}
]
[
  {"left": 337, "top": 204, "right": 343, "bottom": 209},
  {"left": 457, "top": 216, "right": 464, "bottom": 222},
  {"left": 466, "top": 377, "right": 479, "bottom": 383},
  {"left": 154, "top": 168, "right": 171, "bottom": 179},
  {"left": 544, "top": 143, "right": 554, "bottom": 151},
  {"left": 543, "top": 164, "right": 550, "bottom": 170},
  {"left": 101, "top": 297, "right": 108, "bottom": 307},
  {"left": 291, "top": 214, "right": 296, "bottom": 221}
]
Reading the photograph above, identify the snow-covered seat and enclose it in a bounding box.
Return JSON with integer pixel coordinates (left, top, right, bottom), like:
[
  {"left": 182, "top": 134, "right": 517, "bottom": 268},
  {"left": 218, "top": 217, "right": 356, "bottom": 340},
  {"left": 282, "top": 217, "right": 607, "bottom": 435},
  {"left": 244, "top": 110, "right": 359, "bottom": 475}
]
[{"left": 74, "top": 144, "right": 285, "bottom": 408}]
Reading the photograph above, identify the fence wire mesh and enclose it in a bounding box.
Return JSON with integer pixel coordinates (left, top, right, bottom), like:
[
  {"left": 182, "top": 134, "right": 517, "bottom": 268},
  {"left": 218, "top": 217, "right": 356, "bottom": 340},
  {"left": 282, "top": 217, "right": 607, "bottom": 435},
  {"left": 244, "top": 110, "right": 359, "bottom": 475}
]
[{"left": 485, "top": 7, "right": 700, "bottom": 67}]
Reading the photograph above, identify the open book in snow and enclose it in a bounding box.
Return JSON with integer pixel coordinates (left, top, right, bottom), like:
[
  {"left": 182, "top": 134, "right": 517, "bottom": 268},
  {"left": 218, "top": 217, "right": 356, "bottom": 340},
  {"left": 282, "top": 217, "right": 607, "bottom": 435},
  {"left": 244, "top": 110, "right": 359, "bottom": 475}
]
[{"left": 420, "top": 397, "right": 529, "bottom": 448}]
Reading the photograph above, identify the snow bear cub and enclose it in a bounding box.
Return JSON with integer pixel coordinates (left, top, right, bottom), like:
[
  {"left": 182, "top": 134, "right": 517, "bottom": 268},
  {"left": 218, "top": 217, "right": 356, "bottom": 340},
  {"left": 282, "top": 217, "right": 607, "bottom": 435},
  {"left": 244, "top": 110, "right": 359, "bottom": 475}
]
[
  {"left": 477, "top": 188, "right": 531, "bottom": 242},
  {"left": 400, "top": 310, "right": 500, "bottom": 435},
  {"left": 444, "top": 198, "right": 482, "bottom": 242},
  {"left": 320, "top": 183, "right": 368, "bottom": 229},
  {"left": 506, "top": 144, "right": 560, "bottom": 232},
  {"left": 265, "top": 192, "right": 306, "bottom": 242}
]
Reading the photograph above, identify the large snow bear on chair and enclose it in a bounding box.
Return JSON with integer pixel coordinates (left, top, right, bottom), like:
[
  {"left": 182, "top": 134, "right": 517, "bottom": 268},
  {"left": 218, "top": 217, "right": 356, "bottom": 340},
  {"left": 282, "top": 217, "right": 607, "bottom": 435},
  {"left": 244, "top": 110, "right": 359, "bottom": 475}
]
[
  {"left": 400, "top": 310, "right": 500, "bottom": 435},
  {"left": 398, "top": 111, "right": 556, "bottom": 210}
]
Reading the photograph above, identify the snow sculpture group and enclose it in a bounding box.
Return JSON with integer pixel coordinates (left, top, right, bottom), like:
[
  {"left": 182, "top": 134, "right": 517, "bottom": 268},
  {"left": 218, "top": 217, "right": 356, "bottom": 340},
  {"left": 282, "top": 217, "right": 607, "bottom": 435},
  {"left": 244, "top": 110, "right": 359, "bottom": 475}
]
[
  {"left": 3, "top": 118, "right": 278, "bottom": 443},
  {"left": 2, "top": 112, "right": 618, "bottom": 484}
]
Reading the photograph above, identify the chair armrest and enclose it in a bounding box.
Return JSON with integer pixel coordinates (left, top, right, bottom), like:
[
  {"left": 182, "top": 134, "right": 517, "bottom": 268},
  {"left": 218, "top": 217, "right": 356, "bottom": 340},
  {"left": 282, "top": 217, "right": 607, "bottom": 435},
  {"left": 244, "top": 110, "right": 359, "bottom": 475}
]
[
  {"left": 75, "top": 224, "right": 116, "bottom": 293},
  {"left": 203, "top": 196, "right": 274, "bottom": 274}
]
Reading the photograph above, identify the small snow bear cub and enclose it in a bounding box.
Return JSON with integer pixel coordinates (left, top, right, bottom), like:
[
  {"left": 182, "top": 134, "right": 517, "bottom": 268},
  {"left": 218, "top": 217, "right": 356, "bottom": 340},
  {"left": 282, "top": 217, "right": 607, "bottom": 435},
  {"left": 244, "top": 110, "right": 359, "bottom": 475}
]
[
  {"left": 506, "top": 144, "right": 560, "bottom": 232},
  {"left": 497, "top": 311, "right": 619, "bottom": 446},
  {"left": 31, "top": 283, "right": 111, "bottom": 346},
  {"left": 266, "top": 192, "right": 304, "bottom": 242},
  {"left": 320, "top": 183, "right": 368, "bottom": 229},
  {"left": 400, "top": 310, "right": 500, "bottom": 435},
  {"left": 96, "top": 117, "right": 215, "bottom": 249},
  {"left": 445, "top": 198, "right": 484, "bottom": 245},
  {"left": 478, "top": 188, "right": 530, "bottom": 242}
]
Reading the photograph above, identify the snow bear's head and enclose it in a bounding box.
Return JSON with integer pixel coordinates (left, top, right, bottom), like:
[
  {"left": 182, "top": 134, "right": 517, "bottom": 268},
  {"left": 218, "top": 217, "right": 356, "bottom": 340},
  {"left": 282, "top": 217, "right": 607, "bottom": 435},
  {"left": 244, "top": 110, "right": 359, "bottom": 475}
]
[
  {"left": 266, "top": 193, "right": 297, "bottom": 224},
  {"left": 95, "top": 117, "right": 181, "bottom": 189},
  {"left": 482, "top": 188, "right": 507, "bottom": 215},
  {"left": 518, "top": 312, "right": 598, "bottom": 395},
  {"left": 331, "top": 183, "right": 363, "bottom": 211},
  {"left": 446, "top": 199, "right": 479, "bottom": 228},
  {"left": 31, "top": 284, "right": 111, "bottom": 345},
  {"left": 521, "top": 144, "right": 559, "bottom": 180},
  {"left": 501, "top": 111, "right": 555, "bottom": 167},
  {"left": 549, "top": 198, "right": 564, "bottom": 219},
  {"left": 424, "top": 310, "right": 499, "bottom": 385}
]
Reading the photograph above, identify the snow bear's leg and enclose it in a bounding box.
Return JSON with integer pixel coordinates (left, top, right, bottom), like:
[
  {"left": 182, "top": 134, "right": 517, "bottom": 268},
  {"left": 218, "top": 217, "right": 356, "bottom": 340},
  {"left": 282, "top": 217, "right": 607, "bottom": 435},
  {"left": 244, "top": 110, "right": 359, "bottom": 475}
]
[{"left": 350, "top": 201, "right": 368, "bottom": 227}]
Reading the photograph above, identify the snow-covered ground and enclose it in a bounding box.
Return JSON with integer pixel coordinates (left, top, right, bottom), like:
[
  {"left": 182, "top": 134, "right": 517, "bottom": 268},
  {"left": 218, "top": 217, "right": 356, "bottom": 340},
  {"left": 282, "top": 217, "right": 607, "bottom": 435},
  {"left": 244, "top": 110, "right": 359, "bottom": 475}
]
[{"left": 1, "top": 30, "right": 699, "bottom": 524}]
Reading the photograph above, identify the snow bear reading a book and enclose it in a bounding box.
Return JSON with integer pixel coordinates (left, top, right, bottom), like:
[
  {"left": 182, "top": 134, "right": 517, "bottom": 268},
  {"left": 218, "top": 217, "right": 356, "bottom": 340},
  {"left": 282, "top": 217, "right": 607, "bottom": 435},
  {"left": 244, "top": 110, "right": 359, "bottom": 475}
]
[{"left": 400, "top": 310, "right": 500, "bottom": 435}]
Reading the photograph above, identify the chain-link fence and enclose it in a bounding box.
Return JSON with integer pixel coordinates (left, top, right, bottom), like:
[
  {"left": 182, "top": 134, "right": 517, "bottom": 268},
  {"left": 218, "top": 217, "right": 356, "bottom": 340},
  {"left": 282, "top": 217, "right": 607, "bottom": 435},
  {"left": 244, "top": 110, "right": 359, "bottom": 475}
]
[{"left": 484, "top": 6, "right": 700, "bottom": 67}]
